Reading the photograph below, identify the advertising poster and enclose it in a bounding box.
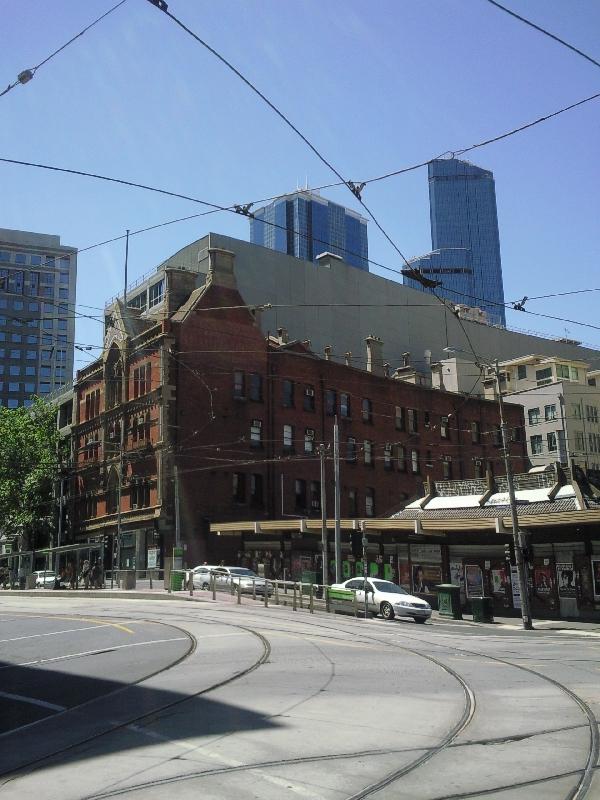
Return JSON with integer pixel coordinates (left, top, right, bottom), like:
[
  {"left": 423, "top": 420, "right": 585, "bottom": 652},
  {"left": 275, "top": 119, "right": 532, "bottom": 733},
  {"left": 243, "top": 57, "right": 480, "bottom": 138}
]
[
  {"left": 449, "top": 561, "right": 464, "bottom": 589},
  {"left": 412, "top": 564, "right": 442, "bottom": 594},
  {"left": 510, "top": 566, "right": 521, "bottom": 609},
  {"left": 593, "top": 560, "right": 600, "bottom": 600},
  {"left": 556, "top": 563, "right": 576, "bottom": 598},
  {"left": 398, "top": 561, "right": 411, "bottom": 591},
  {"left": 491, "top": 566, "right": 508, "bottom": 596},
  {"left": 465, "top": 564, "right": 483, "bottom": 598},
  {"left": 533, "top": 565, "right": 554, "bottom": 595}
]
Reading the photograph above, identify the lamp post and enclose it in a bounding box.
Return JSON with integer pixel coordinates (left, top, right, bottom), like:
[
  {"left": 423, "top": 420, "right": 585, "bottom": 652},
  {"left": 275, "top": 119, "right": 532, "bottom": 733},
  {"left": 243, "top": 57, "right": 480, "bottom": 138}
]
[{"left": 443, "top": 348, "right": 533, "bottom": 630}]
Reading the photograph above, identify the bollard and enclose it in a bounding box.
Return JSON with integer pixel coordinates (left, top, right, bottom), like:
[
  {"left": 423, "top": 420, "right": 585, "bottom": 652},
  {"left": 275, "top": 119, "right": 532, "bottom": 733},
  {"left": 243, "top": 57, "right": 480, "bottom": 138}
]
[
  {"left": 309, "top": 583, "right": 314, "bottom": 614},
  {"left": 237, "top": 581, "right": 242, "bottom": 604},
  {"left": 274, "top": 580, "right": 279, "bottom": 605},
  {"left": 211, "top": 574, "right": 216, "bottom": 600},
  {"left": 299, "top": 583, "right": 304, "bottom": 609},
  {"left": 252, "top": 578, "right": 256, "bottom": 601},
  {"left": 264, "top": 582, "right": 269, "bottom": 607},
  {"left": 353, "top": 590, "right": 358, "bottom": 617},
  {"left": 189, "top": 571, "right": 194, "bottom": 597},
  {"left": 293, "top": 583, "right": 297, "bottom": 611},
  {"left": 325, "top": 584, "right": 330, "bottom": 613},
  {"left": 149, "top": 569, "right": 153, "bottom": 590}
]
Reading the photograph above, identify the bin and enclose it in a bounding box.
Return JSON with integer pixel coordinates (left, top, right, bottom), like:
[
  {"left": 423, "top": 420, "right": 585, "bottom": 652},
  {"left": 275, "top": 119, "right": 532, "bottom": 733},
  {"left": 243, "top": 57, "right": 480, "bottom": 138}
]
[
  {"left": 471, "top": 596, "right": 494, "bottom": 623},
  {"left": 301, "top": 570, "right": 317, "bottom": 594},
  {"left": 170, "top": 571, "right": 184, "bottom": 591},
  {"left": 436, "top": 584, "right": 462, "bottom": 620},
  {"left": 120, "top": 570, "right": 137, "bottom": 590}
]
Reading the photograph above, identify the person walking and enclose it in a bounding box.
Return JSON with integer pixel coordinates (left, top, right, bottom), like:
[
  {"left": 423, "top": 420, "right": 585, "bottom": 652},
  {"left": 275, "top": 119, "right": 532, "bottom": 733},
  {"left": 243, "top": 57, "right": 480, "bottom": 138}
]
[{"left": 81, "top": 559, "right": 91, "bottom": 589}]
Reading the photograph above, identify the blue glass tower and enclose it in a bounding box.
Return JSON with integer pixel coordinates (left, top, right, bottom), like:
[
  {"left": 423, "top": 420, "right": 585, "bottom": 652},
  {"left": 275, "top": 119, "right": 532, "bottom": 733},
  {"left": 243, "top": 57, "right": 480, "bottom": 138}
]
[
  {"left": 250, "top": 191, "right": 368, "bottom": 271},
  {"left": 404, "top": 159, "right": 506, "bottom": 325}
]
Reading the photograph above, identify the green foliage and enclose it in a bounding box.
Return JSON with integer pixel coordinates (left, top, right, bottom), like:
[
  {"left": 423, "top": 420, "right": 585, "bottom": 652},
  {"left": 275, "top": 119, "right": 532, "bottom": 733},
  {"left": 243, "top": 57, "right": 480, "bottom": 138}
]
[{"left": 0, "top": 397, "right": 60, "bottom": 543}]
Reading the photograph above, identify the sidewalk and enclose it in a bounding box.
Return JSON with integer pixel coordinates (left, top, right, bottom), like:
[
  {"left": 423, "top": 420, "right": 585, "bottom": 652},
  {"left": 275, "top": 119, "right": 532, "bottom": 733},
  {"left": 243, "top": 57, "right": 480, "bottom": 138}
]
[{"left": 432, "top": 609, "right": 600, "bottom": 634}]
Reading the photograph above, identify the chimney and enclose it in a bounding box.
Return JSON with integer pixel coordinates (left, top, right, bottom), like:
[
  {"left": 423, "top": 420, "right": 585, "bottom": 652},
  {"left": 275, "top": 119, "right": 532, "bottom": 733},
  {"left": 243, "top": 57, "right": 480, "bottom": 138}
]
[
  {"left": 277, "top": 327, "right": 289, "bottom": 345},
  {"left": 402, "top": 352, "right": 410, "bottom": 368},
  {"left": 366, "top": 336, "right": 384, "bottom": 376},
  {"left": 383, "top": 362, "right": 390, "bottom": 378},
  {"left": 424, "top": 349, "right": 432, "bottom": 367},
  {"left": 345, "top": 352, "right": 352, "bottom": 367},
  {"left": 316, "top": 251, "right": 343, "bottom": 269},
  {"left": 206, "top": 247, "right": 236, "bottom": 289},
  {"left": 324, "top": 345, "right": 332, "bottom": 361}
]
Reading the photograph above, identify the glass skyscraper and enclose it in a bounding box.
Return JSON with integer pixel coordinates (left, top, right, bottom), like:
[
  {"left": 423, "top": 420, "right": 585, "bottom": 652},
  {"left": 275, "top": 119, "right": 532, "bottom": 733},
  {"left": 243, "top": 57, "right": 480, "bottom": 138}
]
[
  {"left": 250, "top": 190, "right": 369, "bottom": 271},
  {"left": 0, "top": 228, "right": 77, "bottom": 408},
  {"left": 404, "top": 159, "right": 506, "bottom": 326}
]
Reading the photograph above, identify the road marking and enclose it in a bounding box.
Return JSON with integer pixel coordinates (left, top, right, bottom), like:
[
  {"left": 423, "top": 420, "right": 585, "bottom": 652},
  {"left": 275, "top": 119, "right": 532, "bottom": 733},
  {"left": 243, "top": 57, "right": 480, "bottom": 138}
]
[
  {"left": 13, "top": 637, "right": 190, "bottom": 667},
  {"left": 0, "top": 690, "right": 66, "bottom": 712},
  {"left": 0, "top": 612, "right": 134, "bottom": 635},
  {"left": 0, "top": 623, "right": 116, "bottom": 643}
]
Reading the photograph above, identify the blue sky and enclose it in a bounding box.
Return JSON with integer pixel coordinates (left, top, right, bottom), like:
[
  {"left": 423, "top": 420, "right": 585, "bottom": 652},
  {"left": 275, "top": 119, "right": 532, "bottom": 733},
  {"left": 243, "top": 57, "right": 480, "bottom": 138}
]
[{"left": 2, "top": 0, "right": 599, "bottom": 370}]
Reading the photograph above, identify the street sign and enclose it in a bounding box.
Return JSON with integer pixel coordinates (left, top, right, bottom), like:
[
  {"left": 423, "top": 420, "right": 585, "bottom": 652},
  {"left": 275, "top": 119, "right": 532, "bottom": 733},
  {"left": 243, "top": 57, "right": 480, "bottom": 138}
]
[{"left": 147, "top": 548, "right": 158, "bottom": 569}]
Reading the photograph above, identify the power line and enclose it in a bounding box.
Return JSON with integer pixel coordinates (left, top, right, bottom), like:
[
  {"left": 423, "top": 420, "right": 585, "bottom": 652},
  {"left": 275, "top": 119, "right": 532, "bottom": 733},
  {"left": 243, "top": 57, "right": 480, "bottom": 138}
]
[
  {"left": 1, "top": 0, "right": 129, "bottom": 99},
  {"left": 484, "top": 0, "right": 600, "bottom": 70}
]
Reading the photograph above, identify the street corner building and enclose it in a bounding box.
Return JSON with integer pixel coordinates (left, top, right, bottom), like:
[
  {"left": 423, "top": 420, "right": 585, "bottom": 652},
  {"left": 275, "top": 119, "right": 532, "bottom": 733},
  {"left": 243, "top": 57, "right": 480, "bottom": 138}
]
[{"left": 69, "top": 242, "right": 527, "bottom": 574}]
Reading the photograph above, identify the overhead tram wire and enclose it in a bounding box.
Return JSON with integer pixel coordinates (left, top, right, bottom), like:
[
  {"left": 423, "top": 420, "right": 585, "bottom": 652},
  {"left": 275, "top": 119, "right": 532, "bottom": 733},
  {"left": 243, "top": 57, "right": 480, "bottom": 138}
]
[
  {"left": 484, "top": 0, "right": 600, "bottom": 70},
  {"left": 1, "top": 0, "right": 129, "bottom": 98}
]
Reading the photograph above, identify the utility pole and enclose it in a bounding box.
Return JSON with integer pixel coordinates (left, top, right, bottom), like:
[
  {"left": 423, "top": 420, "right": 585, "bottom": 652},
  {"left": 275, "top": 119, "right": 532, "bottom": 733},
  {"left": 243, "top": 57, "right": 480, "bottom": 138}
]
[
  {"left": 56, "top": 472, "right": 64, "bottom": 572},
  {"left": 361, "top": 523, "right": 369, "bottom": 619},
  {"left": 333, "top": 416, "right": 341, "bottom": 583},
  {"left": 115, "top": 230, "right": 130, "bottom": 586},
  {"left": 174, "top": 463, "right": 181, "bottom": 547},
  {"left": 319, "top": 444, "right": 328, "bottom": 586},
  {"left": 494, "top": 361, "right": 533, "bottom": 630}
]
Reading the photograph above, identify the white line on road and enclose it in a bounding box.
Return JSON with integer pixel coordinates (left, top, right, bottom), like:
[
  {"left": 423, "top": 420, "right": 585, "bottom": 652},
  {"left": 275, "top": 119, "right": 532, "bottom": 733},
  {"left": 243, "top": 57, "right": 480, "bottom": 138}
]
[
  {"left": 0, "top": 690, "right": 66, "bottom": 712},
  {"left": 0, "top": 624, "right": 115, "bottom": 644},
  {"left": 12, "top": 637, "right": 190, "bottom": 668}
]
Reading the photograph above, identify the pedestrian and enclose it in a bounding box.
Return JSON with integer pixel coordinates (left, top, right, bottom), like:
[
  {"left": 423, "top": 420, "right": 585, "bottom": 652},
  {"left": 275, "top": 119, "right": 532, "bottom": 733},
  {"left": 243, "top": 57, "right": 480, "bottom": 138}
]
[
  {"left": 90, "top": 560, "right": 101, "bottom": 589},
  {"left": 68, "top": 563, "right": 78, "bottom": 590},
  {"left": 81, "top": 559, "right": 91, "bottom": 589}
]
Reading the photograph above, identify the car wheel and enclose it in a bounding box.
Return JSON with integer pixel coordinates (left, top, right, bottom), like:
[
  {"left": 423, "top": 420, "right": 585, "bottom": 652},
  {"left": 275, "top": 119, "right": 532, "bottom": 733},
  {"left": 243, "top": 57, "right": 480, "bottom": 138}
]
[
  {"left": 414, "top": 617, "right": 427, "bottom": 624},
  {"left": 380, "top": 602, "right": 395, "bottom": 620}
]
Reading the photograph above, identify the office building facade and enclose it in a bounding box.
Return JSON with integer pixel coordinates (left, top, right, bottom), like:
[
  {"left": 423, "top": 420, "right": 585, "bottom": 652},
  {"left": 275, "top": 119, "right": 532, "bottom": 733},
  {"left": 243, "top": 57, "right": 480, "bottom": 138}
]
[
  {"left": 405, "top": 159, "right": 506, "bottom": 326},
  {"left": 250, "top": 190, "right": 369, "bottom": 270},
  {"left": 0, "top": 228, "right": 77, "bottom": 408}
]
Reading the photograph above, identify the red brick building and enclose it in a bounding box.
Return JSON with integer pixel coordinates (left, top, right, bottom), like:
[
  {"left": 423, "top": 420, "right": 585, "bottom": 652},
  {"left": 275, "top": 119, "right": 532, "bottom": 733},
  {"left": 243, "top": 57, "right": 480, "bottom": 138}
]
[{"left": 70, "top": 248, "right": 527, "bottom": 569}]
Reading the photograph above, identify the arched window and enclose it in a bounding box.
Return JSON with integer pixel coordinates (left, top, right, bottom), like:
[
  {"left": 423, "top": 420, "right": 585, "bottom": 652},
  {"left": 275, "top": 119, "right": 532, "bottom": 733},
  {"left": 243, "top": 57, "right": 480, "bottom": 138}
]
[{"left": 105, "top": 346, "right": 123, "bottom": 409}]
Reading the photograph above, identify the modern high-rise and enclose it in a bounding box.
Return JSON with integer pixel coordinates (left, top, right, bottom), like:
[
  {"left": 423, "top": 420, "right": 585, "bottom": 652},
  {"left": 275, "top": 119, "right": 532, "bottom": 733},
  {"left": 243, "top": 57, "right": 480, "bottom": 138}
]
[
  {"left": 404, "top": 159, "right": 506, "bottom": 326},
  {"left": 0, "top": 228, "right": 77, "bottom": 408},
  {"left": 250, "top": 190, "right": 369, "bottom": 270}
]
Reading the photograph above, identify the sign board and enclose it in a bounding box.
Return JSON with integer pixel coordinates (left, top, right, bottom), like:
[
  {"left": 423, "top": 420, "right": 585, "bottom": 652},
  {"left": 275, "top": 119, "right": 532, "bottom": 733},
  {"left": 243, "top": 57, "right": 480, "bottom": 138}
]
[
  {"left": 510, "top": 566, "right": 522, "bottom": 609},
  {"left": 147, "top": 548, "right": 158, "bottom": 569},
  {"left": 410, "top": 544, "right": 442, "bottom": 563},
  {"left": 556, "top": 562, "right": 576, "bottom": 598},
  {"left": 465, "top": 564, "right": 483, "bottom": 598},
  {"left": 592, "top": 560, "right": 600, "bottom": 600}
]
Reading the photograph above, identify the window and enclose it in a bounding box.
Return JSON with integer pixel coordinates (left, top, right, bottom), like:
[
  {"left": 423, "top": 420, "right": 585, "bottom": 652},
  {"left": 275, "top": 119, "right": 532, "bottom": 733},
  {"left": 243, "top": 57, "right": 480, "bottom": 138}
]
[
  {"left": 365, "top": 488, "right": 375, "bottom": 518},
  {"left": 13, "top": 300, "right": 23, "bottom": 311},
  {"left": 363, "top": 440, "right": 373, "bottom": 465},
  {"left": 411, "top": 449, "right": 420, "bottom": 474},
  {"left": 547, "top": 432, "right": 557, "bottom": 453},
  {"left": 408, "top": 408, "right": 418, "bottom": 433},
  {"left": 536, "top": 367, "right": 552, "bottom": 386},
  {"left": 361, "top": 397, "right": 373, "bottom": 423},
  {"left": 57, "top": 319, "right": 67, "bottom": 331},
  {"left": 30, "top": 255, "right": 41, "bottom": 266},
  {"left": 250, "top": 419, "right": 262, "bottom": 447},
  {"left": 10, "top": 349, "right": 20, "bottom": 359},
  {"left": 530, "top": 435, "right": 543, "bottom": 455},
  {"left": 346, "top": 436, "right": 357, "bottom": 462},
  {"left": 586, "top": 405, "right": 599, "bottom": 424},
  {"left": 133, "top": 363, "right": 152, "bottom": 398},
  {"left": 397, "top": 445, "right": 407, "bottom": 471},
  {"left": 42, "top": 319, "right": 53, "bottom": 330},
  {"left": 528, "top": 408, "right": 541, "bottom": 425},
  {"left": 283, "top": 424, "right": 294, "bottom": 451},
  {"left": 25, "top": 366, "right": 35, "bottom": 376},
  {"left": 544, "top": 404, "right": 557, "bottom": 422},
  {"left": 471, "top": 421, "right": 480, "bottom": 444},
  {"left": 250, "top": 474, "right": 263, "bottom": 507},
  {"left": 130, "top": 482, "right": 150, "bottom": 510},
  {"left": 282, "top": 379, "right": 294, "bottom": 407},
  {"left": 575, "top": 431, "right": 585, "bottom": 452},
  {"left": 233, "top": 371, "right": 245, "bottom": 399},
  {"left": 249, "top": 373, "right": 262, "bottom": 402},
  {"left": 56, "top": 349, "right": 66, "bottom": 362},
  {"left": 304, "top": 428, "right": 315, "bottom": 454},
  {"left": 473, "top": 459, "right": 483, "bottom": 479},
  {"left": 294, "top": 479, "right": 307, "bottom": 511},
  {"left": 424, "top": 411, "right": 430, "bottom": 429},
  {"left": 442, "top": 457, "right": 453, "bottom": 480},
  {"left": 517, "top": 365, "right": 527, "bottom": 380},
  {"left": 148, "top": 279, "right": 164, "bottom": 308},
  {"left": 310, "top": 481, "right": 321, "bottom": 511},
  {"left": 493, "top": 425, "right": 503, "bottom": 446},
  {"left": 384, "top": 443, "right": 393, "bottom": 470},
  {"left": 440, "top": 415, "right": 449, "bottom": 439},
  {"left": 303, "top": 385, "right": 315, "bottom": 411},
  {"left": 348, "top": 488, "right": 358, "bottom": 517},
  {"left": 26, "top": 350, "right": 36, "bottom": 360},
  {"left": 8, "top": 382, "right": 19, "bottom": 392},
  {"left": 325, "top": 389, "right": 336, "bottom": 416},
  {"left": 340, "top": 392, "right": 351, "bottom": 418},
  {"left": 233, "top": 472, "right": 246, "bottom": 503},
  {"left": 45, "top": 256, "right": 55, "bottom": 267},
  {"left": 40, "top": 366, "right": 51, "bottom": 378},
  {"left": 59, "top": 272, "right": 69, "bottom": 285},
  {"left": 60, "top": 256, "right": 70, "bottom": 268},
  {"left": 59, "top": 288, "right": 69, "bottom": 300},
  {"left": 41, "top": 349, "right": 52, "bottom": 361},
  {"left": 512, "top": 426, "right": 522, "bottom": 442},
  {"left": 395, "top": 406, "right": 405, "bottom": 431},
  {"left": 556, "top": 364, "right": 569, "bottom": 379},
  {"left": 7, "top": 399, "right": 18, "bottom": 408},
  {"left": 27, "top": 336, "right": 37, "bottom": 345}
]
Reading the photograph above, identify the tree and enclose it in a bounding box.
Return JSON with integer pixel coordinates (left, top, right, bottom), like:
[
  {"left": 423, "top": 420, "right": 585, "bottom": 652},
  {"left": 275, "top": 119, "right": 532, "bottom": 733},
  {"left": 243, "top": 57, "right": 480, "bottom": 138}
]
[{"left": 0, "top": 398, "right": 60, "bottom": 549}]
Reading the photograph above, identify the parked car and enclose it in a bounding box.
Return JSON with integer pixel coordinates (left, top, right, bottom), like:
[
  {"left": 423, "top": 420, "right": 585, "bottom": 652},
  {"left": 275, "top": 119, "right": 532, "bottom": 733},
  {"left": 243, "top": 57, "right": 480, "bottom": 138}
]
[
  {"left": 191, "top": 565, "right": 217, "bottom": 590},
  {"left": 331, "top": 578, "right": 432, "bottom": 622},
  {"left": 33, "top": 570, "right": 57, "bottom": 588},
  {"left": 212, "top": 566, "right": 272, "bottom": 596}
]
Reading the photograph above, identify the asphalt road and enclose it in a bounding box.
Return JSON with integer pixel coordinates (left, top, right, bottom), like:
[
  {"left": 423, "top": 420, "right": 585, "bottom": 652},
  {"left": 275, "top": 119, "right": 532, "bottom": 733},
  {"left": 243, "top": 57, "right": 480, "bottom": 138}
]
[{"left": 0, "top": 594, "right": 598, "bottom": 800}]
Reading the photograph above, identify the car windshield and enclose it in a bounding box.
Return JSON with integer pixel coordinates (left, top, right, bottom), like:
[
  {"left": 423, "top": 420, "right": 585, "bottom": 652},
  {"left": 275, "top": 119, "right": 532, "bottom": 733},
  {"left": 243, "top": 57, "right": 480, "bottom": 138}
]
[
  {"left": 229, "top": 568, "right": 257, "bottom": 577},
  {"left": 372, "top": 580, "right": 408, "bottom": 595}
]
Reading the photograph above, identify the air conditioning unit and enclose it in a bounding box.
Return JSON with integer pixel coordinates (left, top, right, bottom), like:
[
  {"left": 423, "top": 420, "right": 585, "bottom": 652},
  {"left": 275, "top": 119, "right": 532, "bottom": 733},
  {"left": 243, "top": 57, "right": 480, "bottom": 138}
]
[{"left": 132, "top": 504, "right": 138, "bottom": 510}]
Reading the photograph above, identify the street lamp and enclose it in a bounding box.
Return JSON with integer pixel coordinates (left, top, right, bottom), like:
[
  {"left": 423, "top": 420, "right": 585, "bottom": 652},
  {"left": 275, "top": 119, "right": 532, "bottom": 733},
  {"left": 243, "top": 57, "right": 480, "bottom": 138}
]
[{"left": 443, "top": 348, "right": 533, "bottom": 630}]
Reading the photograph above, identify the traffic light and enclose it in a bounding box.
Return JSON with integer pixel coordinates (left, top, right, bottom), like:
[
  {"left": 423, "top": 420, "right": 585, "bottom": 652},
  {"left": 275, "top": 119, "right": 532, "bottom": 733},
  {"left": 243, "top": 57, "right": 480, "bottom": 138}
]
[{"left": 504, "top": 543, "right": 512, "bottom": 561}]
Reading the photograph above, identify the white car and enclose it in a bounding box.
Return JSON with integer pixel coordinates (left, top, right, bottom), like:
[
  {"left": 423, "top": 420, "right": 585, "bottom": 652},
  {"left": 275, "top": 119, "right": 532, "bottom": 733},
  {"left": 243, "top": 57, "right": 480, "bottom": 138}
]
[
  {"left": 212, "top": 566, "right": 272, "bottom": 596},
  {"left": 33, "top": 570, "right": 57, "bottom": 588},
  {"left": 191, "top": 565, "right": 218, "bottom": 590},
  {"left": 332, "top": 578, "right": 432, "bottom": 622}
]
